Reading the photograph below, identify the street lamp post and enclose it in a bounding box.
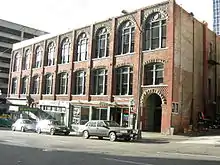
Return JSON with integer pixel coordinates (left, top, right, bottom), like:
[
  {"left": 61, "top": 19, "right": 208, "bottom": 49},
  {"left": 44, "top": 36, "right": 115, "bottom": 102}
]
[{"left": 122, "top": 10, "right": 143, "bottom": 139}]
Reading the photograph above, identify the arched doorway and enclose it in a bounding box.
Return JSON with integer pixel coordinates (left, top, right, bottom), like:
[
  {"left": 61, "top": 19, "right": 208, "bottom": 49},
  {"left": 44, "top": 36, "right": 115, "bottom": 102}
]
[{"left": 146, "top": 93, "right": 162, "bottom": 132}]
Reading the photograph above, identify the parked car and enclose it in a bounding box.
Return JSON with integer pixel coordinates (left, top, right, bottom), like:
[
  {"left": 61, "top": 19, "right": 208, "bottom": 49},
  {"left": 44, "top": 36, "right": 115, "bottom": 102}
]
[
  {"left": 12, "top": 119, "right": 36, "bottom": 132},
  {"left": 81, "top": 120, "right": 137, "bottom": 142},
  {"left": 0, "top": 118, "right": 13, "bottom": 128},
  {"left": 36, "top": 119, "right": 70, "bottom": 136}
]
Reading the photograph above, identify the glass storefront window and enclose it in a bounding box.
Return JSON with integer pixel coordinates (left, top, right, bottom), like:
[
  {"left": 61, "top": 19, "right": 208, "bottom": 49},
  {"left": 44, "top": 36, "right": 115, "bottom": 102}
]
[
  {"left": 81, "top": 107, "right": 89, "bottom": 125},
  {"left": 92, "top": 108, "right": 107, "bottom": 120}
]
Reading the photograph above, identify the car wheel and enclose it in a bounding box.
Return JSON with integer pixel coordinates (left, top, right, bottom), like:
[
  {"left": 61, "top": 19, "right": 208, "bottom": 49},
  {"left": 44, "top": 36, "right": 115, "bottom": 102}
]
[
  {"left": 83, "top": 130, "right": 90, "bottom": 139},
  {"left": 109, "top": 132, "right": 117, "bottom": 142},
  {"left": 124, "top": 137, "right": 131, "bottom": 141},
  {"left": 12, "top": 126, "right": 15, "bottom": 131},
  {"left": 65, "top": 132, "right": 70, "bottom": 136},
  {"left": 98, "top": 136, "right": 103, "bottom": 140},
  {"left": 50, "top": 129, "right": 55, "bottom": 135},
  {"left": 37, "top": 128, "right": 41, "bottom": 134},
  {"left": 21, "top": 127, "right": 25, "bottom": 132}
]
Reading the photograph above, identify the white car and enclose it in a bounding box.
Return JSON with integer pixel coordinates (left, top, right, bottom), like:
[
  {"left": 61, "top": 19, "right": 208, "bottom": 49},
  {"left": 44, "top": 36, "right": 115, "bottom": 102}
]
[{"left": 12, "top": 119, "right": 36, "bottom": 132}]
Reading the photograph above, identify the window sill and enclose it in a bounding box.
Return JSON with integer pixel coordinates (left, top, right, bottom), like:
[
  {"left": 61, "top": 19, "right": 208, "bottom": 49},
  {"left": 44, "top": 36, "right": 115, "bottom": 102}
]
[
  {"left": 113, "top": 95, "right": 134, "bottom": 97},
  {"left": 42, "top": 94, "right": 53, "bottom": 96},
  {"left": 142, "top": 47, "right": 168, "bottom": 53},
  {"left": 115, "top": 53, "right": 135, "bottom": 57},
  {"left": 56, "top": 94, "right": 68, "bottom": 96},
  {"left": 92, "top": 57, "right": 110, "bottom": 61},
  {"left": 58, "top": 63, "right": 69, "bottom": 65},
  {"left": 44, "top": 65, "right": 55, "bottom": 68},
  {"left": 71, "top": 94, "right": 86, "bottom": 96},
  {"left": 90, "top": 95, "right": 108, "bottom": 97},
  {"left": 141, "top": 84, "right": 168, "bottom": 88},
  {"left": 73, "top": 60, "right": 88, "bottom": 63}
]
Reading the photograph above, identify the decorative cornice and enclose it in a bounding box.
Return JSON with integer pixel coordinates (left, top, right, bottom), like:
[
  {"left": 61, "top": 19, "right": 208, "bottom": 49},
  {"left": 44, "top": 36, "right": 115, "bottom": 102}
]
[
  {"left": 115, "top": 63, "right": 134, "bottom": 68},
  {"left": 144, "top": 59, "right": 167, "bottom": 65},
  {"left": 91, "top": 65, "right": 107, "bottom": 70}
]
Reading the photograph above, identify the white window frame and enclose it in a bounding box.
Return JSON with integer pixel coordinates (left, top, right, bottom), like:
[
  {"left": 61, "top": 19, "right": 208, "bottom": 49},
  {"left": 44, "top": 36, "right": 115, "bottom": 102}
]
[
  {"left": 23, "top": 50, "right": 30, "bottom": 70},
  {"left": 116, "top": 67, "right": 133, "bottom": 95},
  {"left": 32, "top": 76, "right": 39, "bottom": 94},
  {"left": 77, "top": 33, "right": 88, "bottom": 61},
  {"left": 35, "top": 47, "right": 42, "bottom": 68},
  {"left": 93, "top": 69, "right": 107, "bottom": 95},
  {"left": 47, "top": 43, "right": 55, "bottom": 66},
  {"left": 61, "top": 39, "right": 70, "bottom": 64},
  {"left": 13, "top": 53, "right": 19, "bottom": 71},
  {"left": 121, "top": 21, "right": 135, "bottom": 54},
  {"left": 75, "top": 71, "right": 85, "bottom": 95},
  {"left": 145, "top": 63, "right": 164, "bottom": 85},
  {"left": 45, "top": 74, "right": 53, "bottom": 94},
  {"left": 21, "top": 77, "right": 28, "bottom": 94},
  {"left": 11, "top": 78, "right": 17, "bottom": 94},
  {"left": 96, "top": 28, "right": 108, "bottom": 58},
  {"left": 59, "top": 73, "right": 68, "bottom": 95},
  {"left": 145, "top": 13, "right": 166, "bottom": 51}
]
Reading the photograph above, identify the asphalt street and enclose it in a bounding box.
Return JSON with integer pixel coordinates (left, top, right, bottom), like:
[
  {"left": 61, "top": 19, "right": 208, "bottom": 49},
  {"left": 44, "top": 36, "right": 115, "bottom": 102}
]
[{"left": 0, "top": 130, "right": 220, "bottom": 165}]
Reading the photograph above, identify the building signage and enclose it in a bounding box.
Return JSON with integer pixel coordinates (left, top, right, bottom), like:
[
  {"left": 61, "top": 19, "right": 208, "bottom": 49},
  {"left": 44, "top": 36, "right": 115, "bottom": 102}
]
[{"left": 39, "top": 100, "right": 70, "bottom": 108}]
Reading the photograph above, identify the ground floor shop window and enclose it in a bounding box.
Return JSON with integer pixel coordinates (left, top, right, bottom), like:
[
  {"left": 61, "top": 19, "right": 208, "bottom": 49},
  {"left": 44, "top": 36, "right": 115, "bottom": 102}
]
[
  {"left": 92, "top": 108, "right": 107, "bottom": 120},
  {"left": 81, "top": 107, "right": 89, "bottom": 125},
  {"left": 72, "top": 106, "right": 90, "bottom": 125},
  {"left": 110, "top": 108, "right": 129, "bottom": 127}
]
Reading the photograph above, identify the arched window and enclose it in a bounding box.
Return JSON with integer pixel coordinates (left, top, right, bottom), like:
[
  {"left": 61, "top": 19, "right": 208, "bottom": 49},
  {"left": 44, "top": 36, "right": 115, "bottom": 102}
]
[
  {"left": 95, "top": 28, "right": 109, "bottom": 58},
  {"left": 144, "top": 12, "right": 167, "bottom": 50},
  {"left": 92, "top": 69, "right": 107, "bottom": 95},
  {"left": 59, "top": 72, "right": 68, "bottom": 94},
  {"left": 116, "top": 66, "right": 133, "bottom": 95},
  {"left": 76, "top": 33, "right": 88, "bottom": 61},
  {"left": 60, "top": 38, "right": 70, "bottom": 64},
  {"left": 32, "top": 75, "right": 40, "bottom": 94},
  {"left": 11, "top": 77, "right": 17, "bottom": 94},
  {"left": 21, "top": 76, "right": 28, "bottom": 94},
  {"left": 144, "top": 62, "right": 164, "bottom": 85},
  {"left": 75, "top": 71, "right": 86, "bottom": 95},
  {"left": 23, "top": 50, "right": 30, "bottom": 70},
  {"left": 13, "top": 53, "right": 19, "bottom": 71},
  {"left": 118, "top": 21, "right": 135, "bottom": 54},
  {"left": 45, "top": 74, "right": 53, "bottom": 94},
  {"left": 47, "top": 42, "right": 55, "bottom": 66},
  {"left": 35, "top": 46, "right": 42, "bottom": 68}
]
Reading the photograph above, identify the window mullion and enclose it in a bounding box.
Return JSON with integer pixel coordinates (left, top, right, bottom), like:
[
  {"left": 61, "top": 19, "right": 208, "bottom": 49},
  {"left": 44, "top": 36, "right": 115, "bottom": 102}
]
[
  {"left": 153, "top": 65, "right": 156, "bottom": 85},
  {"left": 129, "top": 28, "right": 132, "bottom": 53},
  {"left": 121, "top": 30, "right": 124, "bottom": 54},
  {"left": 150, "top": 23, "right": 152, "bottom": 50},
  {"left": 120, "top": 70, "right": 122, "bottom": 95},
  {"left": 159, "top": 20, "right": 162, "bottom": 48},
  {"left": 105, "top": 34, "right": 107, "bottom": 57},
  {"left": 103, "top": 70, "right": 106, "bottom": 95},
  {"left": 127, "top": 67, "right": 130, "bottom": 95}
]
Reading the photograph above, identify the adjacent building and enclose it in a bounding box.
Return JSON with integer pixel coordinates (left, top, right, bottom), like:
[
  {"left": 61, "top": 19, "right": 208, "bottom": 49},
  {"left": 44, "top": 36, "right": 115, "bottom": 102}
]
[
  {"left": 213, "top": 0, "right": 220, "bottom": 35},
  {"left": 7, "top": 0, "right": 220, "bottom": 134},
  {"left": 0, "top": 19, "right": 48, "bottom": 97}
]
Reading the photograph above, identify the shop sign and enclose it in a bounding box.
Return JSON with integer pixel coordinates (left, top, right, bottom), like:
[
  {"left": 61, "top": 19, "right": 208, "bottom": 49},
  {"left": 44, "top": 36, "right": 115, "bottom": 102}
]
[{"left": 19, "top": 106, "right": 38, "bottom": 111}]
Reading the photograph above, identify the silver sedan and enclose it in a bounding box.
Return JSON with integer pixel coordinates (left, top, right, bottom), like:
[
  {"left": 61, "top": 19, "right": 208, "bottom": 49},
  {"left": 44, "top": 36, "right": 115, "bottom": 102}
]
[{"left": 12, "top": 119, "right": 36, "bottom": 132}]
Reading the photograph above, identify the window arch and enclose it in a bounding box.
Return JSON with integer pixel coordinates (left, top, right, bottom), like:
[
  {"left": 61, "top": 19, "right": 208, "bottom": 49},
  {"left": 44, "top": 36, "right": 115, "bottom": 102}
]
[
  {"left": 60, "top": 38, "right": 70, "bottom": 64},
  {"left": 34, "top": 46, "right": 42, "bottom": 68},
  {"left": 21, "top": 76, "right": 28, "bottom": 94},
  {"left": 13, "top": 53, "right": 19, "bottom": 71},
  {"left": 144, "top": 12, "right": 167, "bottom": 50},
  {"left": 144, "top": 62, "right": 164, "bottom": 85},
  {"left": 95, "top": 28, "right": 109, "bottom": 58},
  {"left": 116, "top": 66, "right": 133, "bottom": 95},
  {"left": 92, "top": 68, "right": 107, "bottom": 95},
  {"left": 45, "top": 73, "right": 53, "bottom": 94},
  {"left": 76, "top": 33, "right": 88, "bottom": 61},
  {"left": 47, "top": 42, "right": 55, "bottom": 66},
  {"left": 118, "top": 21, "right": 135, "bottom": 54},
  {"left": 11, "top": 77, "right": 17, "bottom": 94},
  {"left": 59, "top": 72, "right": 68, "bottom": 94},
  {"left": 23, "top": 50, "right": 30, "bottom": 70},
  {"left": 32, "top": 75, "right": 40, "bottom": 94}
]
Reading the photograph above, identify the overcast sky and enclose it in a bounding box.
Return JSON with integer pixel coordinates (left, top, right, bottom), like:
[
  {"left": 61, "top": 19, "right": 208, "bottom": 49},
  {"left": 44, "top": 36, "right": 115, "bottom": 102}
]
[{"left": 0, "top": 0, "right": 213, "bottom": 34}]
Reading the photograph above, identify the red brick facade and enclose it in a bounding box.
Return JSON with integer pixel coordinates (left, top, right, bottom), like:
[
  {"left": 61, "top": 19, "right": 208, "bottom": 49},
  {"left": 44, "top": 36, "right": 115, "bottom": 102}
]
[{"left": 7, "top": 0, "right": 220, "bottom": 134}]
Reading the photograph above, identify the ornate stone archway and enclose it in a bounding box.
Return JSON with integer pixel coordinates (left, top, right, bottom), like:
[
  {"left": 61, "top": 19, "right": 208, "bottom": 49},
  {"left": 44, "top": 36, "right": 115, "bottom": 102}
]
[{"left": 140, "top": 88, "right": 167, "bottom": 107}]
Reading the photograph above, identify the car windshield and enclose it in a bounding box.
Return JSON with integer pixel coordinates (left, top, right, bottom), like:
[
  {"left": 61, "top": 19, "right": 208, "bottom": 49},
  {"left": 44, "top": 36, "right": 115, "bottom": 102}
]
[
  {"left": 22, "top": 120, "right": 32, "bottom": 124},
  {"left": 104, "top": 121, "right": 120, "bottom": 127},
  {"left": 51, "top": 121, "right": 61, "bottom": 125}
]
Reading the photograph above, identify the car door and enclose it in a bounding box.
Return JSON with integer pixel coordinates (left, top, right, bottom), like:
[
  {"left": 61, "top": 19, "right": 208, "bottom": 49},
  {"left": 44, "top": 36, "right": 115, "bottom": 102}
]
[
  {"left": 87, "top": 121, "right": 97, "bottom": 135},
  {"left": 96, "top": 121, "right": 109, "bottom": 137}
]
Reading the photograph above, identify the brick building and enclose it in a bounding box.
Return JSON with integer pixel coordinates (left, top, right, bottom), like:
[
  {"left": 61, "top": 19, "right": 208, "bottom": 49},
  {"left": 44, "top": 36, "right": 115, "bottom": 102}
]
[{"left": 7, "top": 0, "right": 220, "bottom": 134}]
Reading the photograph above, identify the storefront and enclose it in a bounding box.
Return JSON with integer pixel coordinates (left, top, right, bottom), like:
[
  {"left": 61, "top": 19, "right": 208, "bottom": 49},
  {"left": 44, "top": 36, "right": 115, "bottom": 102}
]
[
  {"left": 39, "top": 100, "right": 71, "bottom": 126},
  {"left": 70, "top": 102, "right": 135, "bottom": 132}
]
